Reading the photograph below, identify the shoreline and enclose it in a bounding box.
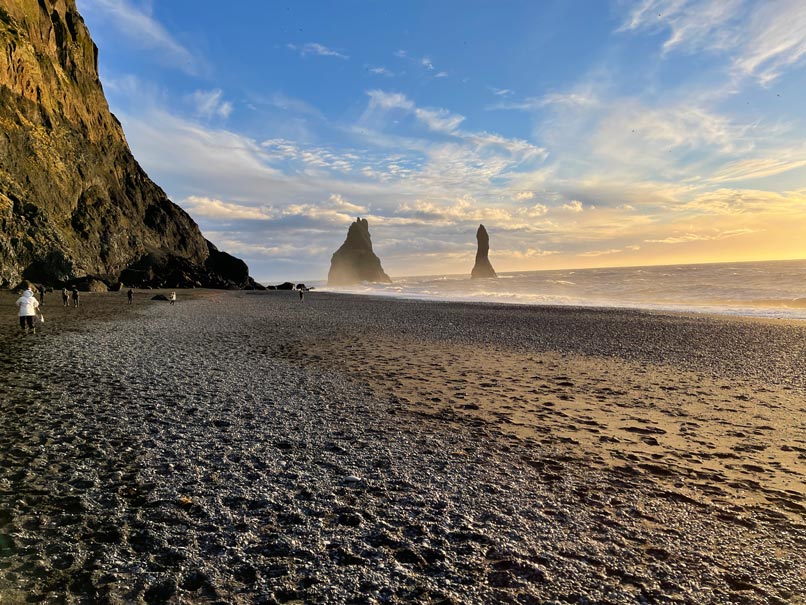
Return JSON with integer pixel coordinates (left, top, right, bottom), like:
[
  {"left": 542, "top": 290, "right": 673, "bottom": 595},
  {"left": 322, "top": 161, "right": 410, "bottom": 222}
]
[
  {"left": 1, "top": 289, "right": 805, "bottom": 603},
  {"left": 317, "top": 288, "right": 806, "bottom": 324},
  {"left": 314, "top": 288, "right": 806, "bottom": 326}
]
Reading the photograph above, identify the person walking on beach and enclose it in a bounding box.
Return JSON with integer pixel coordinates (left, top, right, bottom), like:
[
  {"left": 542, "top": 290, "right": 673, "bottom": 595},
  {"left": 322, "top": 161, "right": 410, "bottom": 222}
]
[
  {"left": 298, "top": 288, "right": 304, "bottom": 302},
  {"left": 71, "top": 287, "right": 80, "bottom": 307},
  {"left": 62, "top": 287, "right": 69, "bottom": 307},
  {"left": 127, "top": 288, "right": 134, "bottom": 304},
  {"left": 169, "top": 291, "right": 176, "bottom": 305},
  {"left": 38, "top": 285, "right": 45, "bottom": 305},
  {"left": 16, "top": 287, "right": 40, "bottom": 335}
]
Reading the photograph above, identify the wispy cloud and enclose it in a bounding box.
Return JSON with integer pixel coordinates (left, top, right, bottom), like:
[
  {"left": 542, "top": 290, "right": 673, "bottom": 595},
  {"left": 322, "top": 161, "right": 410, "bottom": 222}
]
[
  {"left": 733, "top": 0, "right": 806, "bottom": 84},
  {"left": 680, "top": 188, "right": 806, "bottom": 215},
  {"left": 365, "top": 90, "right": 465, "bottom": 133},
  {"left": 263, "top": 93, "right": 325, "bottom": 119},
  {"left": 77, "top": 0, "right": 201, "bottom": 73},
  {"left": 619, "top": 0, "right": 806, "bottom": 84},
  {"left": 287, "top": 42, "right": 349, "bottom": 59},
  {"left": 184, "top": 193, "right": 369, "bottom": 230},
  {"left": 489, "top": 90, "right": 598, "bottom": 111},
  {"left": 708, "top": 157, "right": 806, "bottom": 183},
  {"left": 393, "top": 198, "right": 551, "bottom": 231},
  {"left": 186, "top": 89, "right": 232, "bottom": 120},
  {"left": 368, "top": 66, "right": 394, "bottom": 77},
  {"left": 645, "top": 228, "right": 758, "bottom": 244},
  {"left": 577, "top": 248, "right": 626, "bottom": 257},
  {"left": 184, "top": 196, "right": 268, "bottom": 221},
  {"left": 619, "top": 0, "right": 742, "bottom": 53}
]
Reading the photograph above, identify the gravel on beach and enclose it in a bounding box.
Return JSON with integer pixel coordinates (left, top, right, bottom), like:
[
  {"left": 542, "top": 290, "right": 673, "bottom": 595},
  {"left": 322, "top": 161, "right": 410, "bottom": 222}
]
[{"left": 0, "top": 290, "right": 804, "bottom": 604}]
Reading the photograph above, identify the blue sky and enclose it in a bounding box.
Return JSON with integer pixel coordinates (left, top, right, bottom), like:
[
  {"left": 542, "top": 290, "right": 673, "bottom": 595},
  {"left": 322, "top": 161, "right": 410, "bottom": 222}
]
[{"left": 75, "top": 0, "right": 806, "bottom": 283}]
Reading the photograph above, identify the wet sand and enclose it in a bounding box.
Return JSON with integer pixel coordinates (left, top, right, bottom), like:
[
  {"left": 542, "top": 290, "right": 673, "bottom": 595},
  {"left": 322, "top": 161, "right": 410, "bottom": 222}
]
[
  {"left": 1, "top": 289, "right": 804, "bottom": 604},
  {"left": 286, "top": 330, "right": 806, "bottom": 517}
]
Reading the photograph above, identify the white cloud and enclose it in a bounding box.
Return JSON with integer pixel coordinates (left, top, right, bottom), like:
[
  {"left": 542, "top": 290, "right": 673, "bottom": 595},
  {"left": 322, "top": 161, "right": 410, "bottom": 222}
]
[
  {"left": 264, "top": 93, "right": 324, "bottom": 118},
  {"left": 287, "top": 42, "right": 349, "bottom": 59},
  {"left": 186, "top": 89, "right": 233, "bottom": 120},
  {"left": 708, "top": 157, "right": 806, "bottom": 183},
  {"left": 562, "top": 200, "right": 584, "bottom": 213},
  {"left": 578, "top": 248, "right": 625, "bottom": 257},
  {"left": 184, "top": 193, "right": 368, "bottom": 231},
  {"left": 77, "top": 0, "right": 201, "bottom": 73},
  {"left": 733, "top": 0, "right": 806, "bottom": 84},
  {"left": 596, "top": 103, "right": 747, "bottom": 155},
  {"left": 421, "top": 57, "right": 434, "bottom": 70},
  {"left": 503, "top": 248, "right": 560, "bottom": 259},
  {"left": 680, "top": 187, "right": 806, "bottom": 215},
  {"left": 513, "top": 191, "right": 535, "bottom": 201},
  {"left": 619, "top": 0, "right": 806, "bottom": 84},
  {"left": 327, "top": 193, "right": 367, "bottom": 215},
  {"left": 184, "top": 196, "right": 269, "bottom": 220},
  {"left": 619, "top": 0, "right": 742, "bottom": 53},
  {"left": 369, "top": 66, "right": 394, "bottom": 77},
  {"left": 414, "top": 107, "right": 465, "bottom": 133},
  {"left": 645, "top": 228, "right": 758, "bottom": 244},
  {"left": 394, "top": 198, "right": 551, "bottom": 231},
  {"left": 490, "top": 90, "right": 598, "bottom": 112},
  {"left": 365, "top": 90, "right": 465, "bottom": 133}
]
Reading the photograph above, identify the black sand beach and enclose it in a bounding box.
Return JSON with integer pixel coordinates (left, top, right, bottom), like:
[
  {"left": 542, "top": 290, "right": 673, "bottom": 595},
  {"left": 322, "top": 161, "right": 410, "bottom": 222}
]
[{"left": 1, "top": 290, "right": 804, "bottom": 604}]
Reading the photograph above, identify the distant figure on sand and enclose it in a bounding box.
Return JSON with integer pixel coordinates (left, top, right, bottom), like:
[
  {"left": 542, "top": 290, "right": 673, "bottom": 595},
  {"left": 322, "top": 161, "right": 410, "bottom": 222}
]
[
  {"left": 39, "top": 286, "right": 45, "bottom": 305},
  {"left": 169, "top": 291, "right": 176, "bottom": 305},
  {"left": 127, "top": 288, "right": 133, "bottom": 304},
  {"left": 299, "top": 289, "right": 304, "bottom": 302},
  {"left": 62, "top": 287, "right": 69, "bottom": 307},
  {"left": 16, "top": 287, "right": 40, "bottom": 335},
  {"left": 71, "top": 287, "right": 79, "bottom": 307}
]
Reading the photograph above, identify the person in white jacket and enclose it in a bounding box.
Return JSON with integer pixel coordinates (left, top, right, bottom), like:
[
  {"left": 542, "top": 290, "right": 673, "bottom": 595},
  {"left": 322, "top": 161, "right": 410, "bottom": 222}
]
[{"left": 16, "top": 288, "right": 41, "bottom": 334}]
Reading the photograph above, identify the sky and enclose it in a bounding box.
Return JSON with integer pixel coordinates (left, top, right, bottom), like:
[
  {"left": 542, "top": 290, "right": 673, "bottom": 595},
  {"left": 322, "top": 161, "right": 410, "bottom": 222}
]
[{"left": 74, "top": 0, "right": 806, "bottom": 283}]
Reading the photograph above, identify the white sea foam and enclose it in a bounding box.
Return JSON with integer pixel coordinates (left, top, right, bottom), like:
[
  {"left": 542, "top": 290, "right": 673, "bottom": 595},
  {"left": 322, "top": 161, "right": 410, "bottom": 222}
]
[{"left": 318, "top": 260, "right": 806, "bottom": 320}]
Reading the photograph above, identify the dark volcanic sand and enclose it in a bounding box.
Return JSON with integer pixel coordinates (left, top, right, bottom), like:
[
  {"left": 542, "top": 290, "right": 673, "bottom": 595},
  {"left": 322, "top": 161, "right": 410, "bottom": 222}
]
[{"left": 0, "top": 289, "right": 804, "bottom": 604}]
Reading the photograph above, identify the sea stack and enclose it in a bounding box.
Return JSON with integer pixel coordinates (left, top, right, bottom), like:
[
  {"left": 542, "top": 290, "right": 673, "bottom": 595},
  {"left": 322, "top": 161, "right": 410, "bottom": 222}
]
[
  {"left": 0, "top": 0, "right": 257, "bottom": 289},
  {"left": 328, "top": 218, "right": 391, "bottom": 286},
  {"left": 471, "top": 224, "right": 497, "bottom": 278}
]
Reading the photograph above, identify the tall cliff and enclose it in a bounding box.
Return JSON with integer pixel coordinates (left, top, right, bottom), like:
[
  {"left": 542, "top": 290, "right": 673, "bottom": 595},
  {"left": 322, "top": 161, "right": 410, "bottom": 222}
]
[
  {"left": 328, "top": 217, "right": 391, "bottom": 286},
  {"left": 0, "top": 0, "right": 256, "bottom": 288},
  {"left": 470, "top": 224, "right": 497, "bottom": 278}
]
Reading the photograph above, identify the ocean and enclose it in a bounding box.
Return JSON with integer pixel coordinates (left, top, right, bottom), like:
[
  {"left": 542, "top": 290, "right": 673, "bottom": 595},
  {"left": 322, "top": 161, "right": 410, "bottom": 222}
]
[{"left": 319, "top": 259, "right": 806, "bottom": 320}]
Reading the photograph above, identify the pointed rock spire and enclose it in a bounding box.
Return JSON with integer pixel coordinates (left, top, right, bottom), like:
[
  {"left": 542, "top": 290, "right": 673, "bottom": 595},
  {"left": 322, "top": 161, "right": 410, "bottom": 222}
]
[
  {"left": 328, "top": 218, "right": 391, "bottom": 286},
  {"left": 471, "top": 224, "right": 497, "bottom": 279}
]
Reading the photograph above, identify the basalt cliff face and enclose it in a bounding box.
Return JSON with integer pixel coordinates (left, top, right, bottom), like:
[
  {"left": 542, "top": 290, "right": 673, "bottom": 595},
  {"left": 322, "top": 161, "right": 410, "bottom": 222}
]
[
  {"left": 470, "top": 224, "right": 497, "bottom": 278},
  {"left": 0, "top": 0, "right": 257, "bottom": 289},
  {"left": 328, "top": 218, "right": 391, "bottom": 286}
]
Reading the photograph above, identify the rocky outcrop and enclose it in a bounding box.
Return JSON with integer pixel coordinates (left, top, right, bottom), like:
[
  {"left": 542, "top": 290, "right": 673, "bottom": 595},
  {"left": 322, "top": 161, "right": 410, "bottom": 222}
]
[
  {"left": 471, "top": 224, "right": 497, "bottom": 279},
  {"left": 328, "top": 218, "right": 391, "bottom": 286},
  {"left": 0, "top": 0, "right": 258, "bottom": 289}
]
